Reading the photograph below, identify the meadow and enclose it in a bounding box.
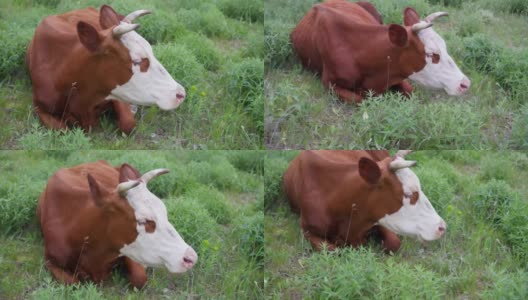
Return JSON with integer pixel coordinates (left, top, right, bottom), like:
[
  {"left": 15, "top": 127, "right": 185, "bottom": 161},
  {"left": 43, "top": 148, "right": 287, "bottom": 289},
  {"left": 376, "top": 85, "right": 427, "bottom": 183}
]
[
  {"left": 265, "top": 150, "right": 528, "bottom": 299},
  {"left": 265, "top": 0, "right": 528, "bottom": 149},
  {"left": 0, "top": 0, "right": 264, "bottom": 150},
  {"left": 0, "top": 150, "right": 264, "bottom": 299}
]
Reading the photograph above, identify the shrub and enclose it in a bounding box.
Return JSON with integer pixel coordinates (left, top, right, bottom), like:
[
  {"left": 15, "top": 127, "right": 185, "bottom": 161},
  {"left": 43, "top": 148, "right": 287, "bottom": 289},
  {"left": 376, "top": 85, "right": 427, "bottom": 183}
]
[
  {"left": 137, "top": 11, "right": 188, "bottom": 45},
  {"left": 482, "top": 269, "right": 528, "bottom": 299},
  {"left": 249, "top": 93, "right": 264, "bottom": 137},
  {"left": 264, "top": 155, "right": 291, "bottom": 210},
  {"left": 31, "top": 282, "right": 104, "bottom": 300},
  {"left": 187, "top": 157, "right": 245, "bottom": 192},
  {"left": 165, "top": 196, "right": 217, "bottom": 251},
  {"left": 235, "top": 212, "right": 264, "bottom": 266},
  {"left": 455, "top": 13, "right": 482, "bottom": 37},
  {"left": 510, "top": 104, "right": 528, "bottom": 148},
  {"left": 414, "top": 161, "right": 456, "bottom": 215},
  {"left": 225, "top": 58, "right": 264, "bottom": 104},
  {"left": 219, "top": 0, "right": 264, "bottom": 23},
  {"left": 491, "top": 49, "right": 528, "bottom": 103},
  {"left": 479, "top": 154, "right": 516, "bottom": 182},
  {"left": 0, "top": 24, "right": 33, "bottom": 80},
  {"left": 490, "top": 0, "right": 528, "bottom": 15},
  {"left": 0, "top": 177, "right": 44, "bottom": 235},
  {"left": 264, "top": 21, "right": 294, "bottom": 68},
  {"left": 461, "top": 34, "right": 501, "bottom": 73},
  {"left": 472, "top": 180, "right": 519, "bottom": 224},
  {"left": 19, "top": 126, "right": 92, "bottom": 150},
  {"left": 226, "top": 151, "right": 264, "bottom": 175},
  {"left": 427, "top": 0, "right": 463, "bottom": 7},
  {"left": 499, "top": 198, "right": 528, "bottom": 265},
  {"left": 184, "top": 185, "right": 232, "bottom": 224},
  {"left": 299, "top": 247, "right": 445, "bottom": 299},
  {"left": 154, "top": 43, "right": 205, "bottom": 87},
  {"left": 351, "top": 95, "right": 483, "bottom": 149},
  {"left": 179, "top": 33, "right": 222, "bottom": 71},
  {"left": 243, "top": 28, "right": 265, "bottom": 59},
  {"left": 176, "top": 5, "right": 233, "bottom": 38}
]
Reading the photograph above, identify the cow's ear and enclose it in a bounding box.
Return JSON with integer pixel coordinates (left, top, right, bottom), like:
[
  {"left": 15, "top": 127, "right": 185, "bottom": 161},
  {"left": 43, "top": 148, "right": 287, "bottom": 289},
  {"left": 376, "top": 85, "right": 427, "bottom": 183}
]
[
  {"left": 100, "top": 5, "right": 121, "bottom": 29},
  {"left": 119, "top": 163, "right": 141, "bottom": 183},
  {"left": 358, "top": 157, "right": 382, "bottom": 185},
  {"left": 403, "top": 7, "right": 421, "bottom": 26},
  {"left": 77, "top": 21, "right": 101, "bottom": 52},
  {"left": 388, "top": 24, "right": 408, "bottom": 47},
  {"left": 87, "top": 174, "right": 106, "bottom": 207}
]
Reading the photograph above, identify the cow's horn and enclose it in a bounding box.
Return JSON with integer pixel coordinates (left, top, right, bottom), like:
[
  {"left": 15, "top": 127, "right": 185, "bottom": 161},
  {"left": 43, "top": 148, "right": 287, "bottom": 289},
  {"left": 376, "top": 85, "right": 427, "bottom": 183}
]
[
  {"left": 141, "top": 168, "right": 170, "bottom": 184},
  {"left": 395, "top": 150, "right": 413, "bottom": 158},
  {"left": 424, "top": 12, "right": 449, "bottom": 23},
  {"left": 113, "top": 23, "right": 140, "bottom": 38},
  {"left": 390, "top": 159, "right": 416, "bottom": 171},
  {"left": 411, "top": 21, "right": 433, "bottom": 33},
  {"left": 123, "top": 9, "right": 151, "bottom": 24},
  {"left": 117, "top": 180, "right": 141, "bottom": 196}
]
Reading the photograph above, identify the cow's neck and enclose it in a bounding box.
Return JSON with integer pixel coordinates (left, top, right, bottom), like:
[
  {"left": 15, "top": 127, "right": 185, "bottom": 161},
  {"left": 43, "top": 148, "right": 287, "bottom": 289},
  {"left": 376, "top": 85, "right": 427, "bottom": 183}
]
[
  {"left": 58, "top": 46, "right": 115, "bottom": 109},
  {"left": 73, "top": 208, "right": 125, "bottom": 263}
]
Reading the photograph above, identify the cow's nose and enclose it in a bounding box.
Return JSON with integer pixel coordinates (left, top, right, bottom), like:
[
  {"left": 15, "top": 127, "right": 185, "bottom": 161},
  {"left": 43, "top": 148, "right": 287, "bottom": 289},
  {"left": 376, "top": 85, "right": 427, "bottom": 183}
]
[
  {"left": 438, "top": 221, "right": 446, "bottom": 236},
  {"left": 176, "top": 92, "right": 185, "bottom": 101},
  {"left": 459, "top": 78, "right": 470, "bottom": 93},
  {"left": 182, "top": 247, "right": 198, "bottom": 269}
]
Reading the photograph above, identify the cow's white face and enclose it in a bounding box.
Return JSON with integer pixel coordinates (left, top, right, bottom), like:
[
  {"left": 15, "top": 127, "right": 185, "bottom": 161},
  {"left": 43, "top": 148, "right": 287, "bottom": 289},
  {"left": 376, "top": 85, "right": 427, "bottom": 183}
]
[
  {"left": 408, "top": 28, "right": 470, "bottom": 96},
  {"left": 105, "top": 26, "right": 186, "bottom": 110},
  {"left": 119, "top": 178, "right": 197, "bottom": 272},
  {"left": 378, "top": 159, "right": 446, "bottom": 241}
]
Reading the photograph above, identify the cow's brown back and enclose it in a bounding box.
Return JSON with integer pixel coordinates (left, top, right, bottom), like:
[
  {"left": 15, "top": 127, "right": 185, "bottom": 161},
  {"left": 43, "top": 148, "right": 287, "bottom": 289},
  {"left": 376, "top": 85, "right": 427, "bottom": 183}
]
[{"left": 291, "top": 0, "right": 380, "bottom": 73}]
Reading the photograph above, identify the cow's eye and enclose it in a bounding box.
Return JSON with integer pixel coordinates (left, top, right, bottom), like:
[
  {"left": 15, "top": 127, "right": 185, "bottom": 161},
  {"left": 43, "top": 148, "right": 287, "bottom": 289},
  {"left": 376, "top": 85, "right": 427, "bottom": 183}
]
[
  {"left": 426, "top": 53, "right": 440, "bottom": 64},
  {"left": 138, "top": 219, "right": 156, "bottom": 233},
  {"left": 132, "top": 60, "right": 141, "bottom": 66},
  {"left": 410, "top": 192, "right": 419, "bottom": 205}
]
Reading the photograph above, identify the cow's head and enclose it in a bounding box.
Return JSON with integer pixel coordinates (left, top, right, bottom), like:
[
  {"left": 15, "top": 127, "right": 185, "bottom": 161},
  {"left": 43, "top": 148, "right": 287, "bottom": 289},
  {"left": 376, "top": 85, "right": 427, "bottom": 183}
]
[
  {"left": 87, "top": 164, "right": 197, "bottom": 273},
  {"left": 403, "top": 8, "right": 470, "bottom": 96},
  {"left": 76, "top": 5, "right": 185, "bottom": 110},
  {"left": 358, "top": 150, "right": 446, "bottom": 242}
]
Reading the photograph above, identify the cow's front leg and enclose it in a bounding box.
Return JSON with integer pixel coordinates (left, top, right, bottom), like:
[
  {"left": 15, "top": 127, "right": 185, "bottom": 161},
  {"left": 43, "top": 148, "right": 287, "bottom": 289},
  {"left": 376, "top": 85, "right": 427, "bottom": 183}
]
[
  {"left": 303, "top": 229, "right": 337, "bottom": 251},
  {"left": 330, "top": 85, "right": 364, "bottom": 103},
  {"left": 370, "top": 225, "right": 401, "bottom": 254},
  {"left": 45, "top": 259, "right": 79, "bottom": 285},
  {"left": 321, "top": 74, "right": 363, "bottom": 104},
  {"left": 34, "top": 105, "right": 69, "bottom": 130},
  {"left": 391, "top": 80, "right": 414, "bottom": 98},
  {"left": 124, "top": 257, "right": 147, "bottom": 289},
  {"left": 77, "top": 110, "right": 101, "bottom": 132},
  {"left": 111, "top": 100, "right": 136, "bottom": 135}
]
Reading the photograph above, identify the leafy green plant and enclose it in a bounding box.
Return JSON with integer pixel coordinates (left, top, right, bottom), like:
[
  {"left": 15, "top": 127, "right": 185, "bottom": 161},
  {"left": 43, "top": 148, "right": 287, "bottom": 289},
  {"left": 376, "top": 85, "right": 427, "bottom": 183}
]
[
  {"left": 264, "top": 21, "right": 293, "bottom": 68},
  {"left": 471, "top": 179, "right": 519, "bottom": 224},
  {"left": 219, "top": 0, "right": 264, "bottom": 22}
]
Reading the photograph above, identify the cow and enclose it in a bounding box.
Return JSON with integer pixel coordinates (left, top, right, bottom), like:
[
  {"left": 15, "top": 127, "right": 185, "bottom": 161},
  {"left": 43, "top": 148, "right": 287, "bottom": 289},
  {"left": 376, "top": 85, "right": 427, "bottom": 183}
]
[
  {"left": 27, "top": 5, "right": 186, "bottom": 134},
  {"left": 291, "top": 0, "right": 470, "bottom": 103},
  {"left": 37, "top": 161, "right": 197, "bottom": 288},
  {"left": 283, "top": 150, "right": 446, "bottom": 253}
]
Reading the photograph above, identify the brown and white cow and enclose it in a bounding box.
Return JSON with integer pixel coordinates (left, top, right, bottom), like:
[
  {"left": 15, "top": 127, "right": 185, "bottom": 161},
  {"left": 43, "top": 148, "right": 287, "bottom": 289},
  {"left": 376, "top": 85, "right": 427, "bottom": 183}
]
[
  {"left": 27, "top": 5, "right": 186, "bottom": 134},
  {"left": 291, "top": 0, "right": 470, "bottom": 103},
  {"left": 283, "top": 150, "right": 446, "bottom": 253},
  {"left": 37, "top": 161, "right": 197, "bottom": 288}
]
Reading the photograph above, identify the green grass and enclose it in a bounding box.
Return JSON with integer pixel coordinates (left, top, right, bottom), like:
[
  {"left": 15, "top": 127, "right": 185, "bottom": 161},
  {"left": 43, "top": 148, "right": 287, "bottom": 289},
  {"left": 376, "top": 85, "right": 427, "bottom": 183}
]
[
  {"left": 265, "top": 0, "right": 528, "bottom": 149},
  {"left": 265, "top": 151, "right": 528, "bottom": 299},
  {"left": 0, "top": 0, "right": 264, "bottom": 150},
  {"left": 0, "top": 150, "right": 263, "bottom": 299}
]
